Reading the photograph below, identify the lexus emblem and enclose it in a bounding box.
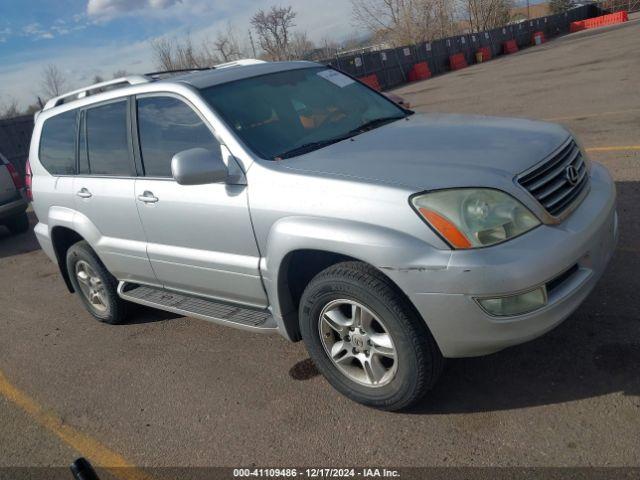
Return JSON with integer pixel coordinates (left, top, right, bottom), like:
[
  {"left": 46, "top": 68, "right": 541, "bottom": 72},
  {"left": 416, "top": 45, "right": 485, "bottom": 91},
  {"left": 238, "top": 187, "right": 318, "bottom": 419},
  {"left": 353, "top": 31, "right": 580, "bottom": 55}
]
[{"left": 565, "top": 165, "right": 580, "bottom": 186}]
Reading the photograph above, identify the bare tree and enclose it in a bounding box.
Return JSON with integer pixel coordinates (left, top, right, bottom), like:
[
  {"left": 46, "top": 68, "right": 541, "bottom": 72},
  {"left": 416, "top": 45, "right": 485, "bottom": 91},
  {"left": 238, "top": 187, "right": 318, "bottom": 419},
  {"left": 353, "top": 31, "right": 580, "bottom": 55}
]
[
  {"left": 0, "top": 97, "right": 20, "bottom": 119},
  {"left": 41, "top": 64, "right": 68, "bottom": 99},
  {"left": 112, "top": 69, "right": 129, "bottom": 78},
  {"left": 212, "top": 24, "right": 246, "bottom": 62},
  {"left": 461, "top": 0, "right": 514, "bottom": 33},
  {"left": 250, "top": 6, "right": 297, "bottom": 60},
  {"left": 549, "top": 0, "right": 574, "bottom": 14},
  {"left": 434, "top": 0, "right": 460, "bottom": 38},
  {"left": 151, "top": 34, "right": 209, "bottom": 71},
  {"left": 289, "top": 31, "right": 315, "bottom": 60},
  {"left": 25, "top": 103, "right": 42, "bottom": 115},
  {"left": 351, "top": 0, "right": 457, "bottom": 46},
  {"left": 317, "top": 37, "right": 340, "bottom": 58}
]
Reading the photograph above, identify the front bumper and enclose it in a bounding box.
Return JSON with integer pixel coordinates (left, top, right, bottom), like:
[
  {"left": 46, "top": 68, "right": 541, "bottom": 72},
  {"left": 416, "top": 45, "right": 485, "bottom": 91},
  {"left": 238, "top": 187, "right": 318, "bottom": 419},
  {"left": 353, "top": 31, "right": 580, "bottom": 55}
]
[{"left": 388, "top": 163, "right": 617, "bottom": 358}]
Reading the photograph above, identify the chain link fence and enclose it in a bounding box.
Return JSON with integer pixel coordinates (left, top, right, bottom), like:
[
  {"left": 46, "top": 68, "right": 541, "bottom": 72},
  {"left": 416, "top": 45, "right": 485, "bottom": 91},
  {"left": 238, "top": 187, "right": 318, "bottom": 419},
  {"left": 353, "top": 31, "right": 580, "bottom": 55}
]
[{"left": 321, "top": 4, "right": 601, "bottom": 91}]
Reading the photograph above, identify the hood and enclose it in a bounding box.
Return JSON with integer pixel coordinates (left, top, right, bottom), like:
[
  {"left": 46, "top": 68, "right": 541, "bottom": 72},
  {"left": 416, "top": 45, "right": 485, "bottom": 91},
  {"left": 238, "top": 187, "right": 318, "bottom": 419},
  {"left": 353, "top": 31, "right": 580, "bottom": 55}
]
[{"left": 279, "top": 113, "right": 571, "bottom": 191}]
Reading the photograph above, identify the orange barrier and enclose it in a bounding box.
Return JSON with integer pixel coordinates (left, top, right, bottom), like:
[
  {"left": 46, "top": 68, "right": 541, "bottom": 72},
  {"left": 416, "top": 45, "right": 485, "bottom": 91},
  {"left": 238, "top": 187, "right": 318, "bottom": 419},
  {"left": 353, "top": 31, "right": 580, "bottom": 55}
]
[
  {"left": 358, "top": 74, "right": 381, "bottom": 91},
  {"left": 449, "top": 53, "right": 468, "bottom": 71},
  {"left": 570, "top": 11, "right": 628, "bottom": 32},
  {"left": 503, "top": 40, "right": 519, "bottom": 54},
  {"left": 476, "top": 46, "right": 492, "bottom": 62},
  {"left": 408, "top": 62, "right": 432, "bottom": 81},
  {"left": 532, "top": 31, "right": 546, "bottom": 45}
]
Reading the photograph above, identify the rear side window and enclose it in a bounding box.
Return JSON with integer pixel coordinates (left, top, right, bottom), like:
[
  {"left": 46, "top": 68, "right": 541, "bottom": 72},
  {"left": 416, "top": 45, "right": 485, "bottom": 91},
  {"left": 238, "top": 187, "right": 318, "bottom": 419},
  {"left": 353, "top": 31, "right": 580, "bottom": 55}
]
[
  {"left": 137, "top": 96, "right": 219, "bottom": 177},
  {"left": 39, "top": 110, "right": 77, "bottom": 175},
  {"left": 86, "top": 100, "right": 133, "bottom": 176}
]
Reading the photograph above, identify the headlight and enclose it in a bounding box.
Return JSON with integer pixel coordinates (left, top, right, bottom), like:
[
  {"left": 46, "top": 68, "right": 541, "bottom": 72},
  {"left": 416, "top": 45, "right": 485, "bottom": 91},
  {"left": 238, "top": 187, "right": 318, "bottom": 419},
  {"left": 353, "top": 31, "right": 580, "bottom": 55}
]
[{"left": 411, "top": 188, "right": 541, "bottom": 249}]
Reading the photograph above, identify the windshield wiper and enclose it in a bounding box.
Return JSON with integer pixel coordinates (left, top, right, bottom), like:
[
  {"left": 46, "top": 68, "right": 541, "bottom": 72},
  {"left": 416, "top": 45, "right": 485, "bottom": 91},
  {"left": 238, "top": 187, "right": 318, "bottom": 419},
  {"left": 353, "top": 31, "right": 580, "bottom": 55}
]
[
  {"left": 348, "top": 115, "right": 407, "bottom": 134},
  {"left": 273, "top": 132, "right": 356, "bottom": 160},
  {"left": 273, "top": 115, "right": 407, "bottom": 160}
]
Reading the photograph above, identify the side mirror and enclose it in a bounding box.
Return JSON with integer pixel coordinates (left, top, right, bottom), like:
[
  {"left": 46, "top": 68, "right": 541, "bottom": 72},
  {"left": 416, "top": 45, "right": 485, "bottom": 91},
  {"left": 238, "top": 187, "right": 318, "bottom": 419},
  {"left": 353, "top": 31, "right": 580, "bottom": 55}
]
[{"left": 171, "top": 147, "right": 227, "bottom": 186}]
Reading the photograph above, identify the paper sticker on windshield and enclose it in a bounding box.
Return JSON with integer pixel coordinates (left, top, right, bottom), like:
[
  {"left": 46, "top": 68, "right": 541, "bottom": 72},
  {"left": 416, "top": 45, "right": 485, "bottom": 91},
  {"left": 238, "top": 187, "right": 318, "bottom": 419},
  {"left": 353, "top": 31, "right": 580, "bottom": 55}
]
[{"left": 317, "top": 70, "right": 355, "bottom": 88}]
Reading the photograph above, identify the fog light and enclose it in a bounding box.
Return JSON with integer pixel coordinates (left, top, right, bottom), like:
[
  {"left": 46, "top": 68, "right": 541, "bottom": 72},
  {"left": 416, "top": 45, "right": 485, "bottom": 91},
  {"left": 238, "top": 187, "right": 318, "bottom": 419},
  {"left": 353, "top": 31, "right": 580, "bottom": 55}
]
[{"left": 476, "top": 286, "right": 547, "bottom": 317}]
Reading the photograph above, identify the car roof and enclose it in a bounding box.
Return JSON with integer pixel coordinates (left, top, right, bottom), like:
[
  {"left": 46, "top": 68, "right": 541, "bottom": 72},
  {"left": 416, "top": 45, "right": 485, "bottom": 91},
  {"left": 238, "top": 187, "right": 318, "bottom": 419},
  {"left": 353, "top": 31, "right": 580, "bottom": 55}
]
[
  {"left": 167, "top": 61, "right": 321, "bottom": 89},
  {"left": 39, "top": 60, "right": 325, "bottom": 115}
]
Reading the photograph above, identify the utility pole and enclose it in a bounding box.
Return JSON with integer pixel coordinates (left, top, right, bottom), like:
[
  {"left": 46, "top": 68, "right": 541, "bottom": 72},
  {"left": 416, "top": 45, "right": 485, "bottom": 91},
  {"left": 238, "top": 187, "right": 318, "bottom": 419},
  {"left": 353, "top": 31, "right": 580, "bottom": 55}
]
[
  {"left": 248, "top": 29, "right": 257, "bottom": 58},
  {"left": 527, "top": 0, "right": 531, "bottom": 19}
]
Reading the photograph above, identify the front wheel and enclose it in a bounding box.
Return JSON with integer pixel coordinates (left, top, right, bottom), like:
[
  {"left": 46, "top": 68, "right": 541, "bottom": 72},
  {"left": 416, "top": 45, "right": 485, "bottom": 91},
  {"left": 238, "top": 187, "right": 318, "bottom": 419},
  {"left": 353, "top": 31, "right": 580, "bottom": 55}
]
[{"left": 299, "top": 262, "right": 443, "bottom": 411}]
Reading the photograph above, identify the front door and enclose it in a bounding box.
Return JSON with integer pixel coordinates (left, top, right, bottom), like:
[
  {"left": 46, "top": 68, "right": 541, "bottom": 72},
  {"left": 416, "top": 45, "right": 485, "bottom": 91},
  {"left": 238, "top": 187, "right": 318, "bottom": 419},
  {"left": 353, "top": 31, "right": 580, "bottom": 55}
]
[{"left": 133, "top": 94, "right": 267, "bottom": 308}]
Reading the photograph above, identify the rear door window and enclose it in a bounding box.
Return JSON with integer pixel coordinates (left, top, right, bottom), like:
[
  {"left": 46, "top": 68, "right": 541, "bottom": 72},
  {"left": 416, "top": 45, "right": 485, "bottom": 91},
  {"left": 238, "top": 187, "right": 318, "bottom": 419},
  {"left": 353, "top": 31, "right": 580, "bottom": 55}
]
[
  {"left": 136, "top": 96, "right": 219, "bottom": 177},
  {"left": 39, "top": 110, "right": 77, "bottom": 175},
  {"left": 86, "top": 100, "right": 134, "bottom": 176}
]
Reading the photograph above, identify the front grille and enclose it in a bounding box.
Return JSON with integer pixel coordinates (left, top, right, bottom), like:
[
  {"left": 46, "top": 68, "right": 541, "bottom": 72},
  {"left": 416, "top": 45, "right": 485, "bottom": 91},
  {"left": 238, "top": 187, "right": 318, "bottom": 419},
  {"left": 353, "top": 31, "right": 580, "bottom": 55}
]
[{"left": 518, "top": 140, "right": 589, "bottom": 217}]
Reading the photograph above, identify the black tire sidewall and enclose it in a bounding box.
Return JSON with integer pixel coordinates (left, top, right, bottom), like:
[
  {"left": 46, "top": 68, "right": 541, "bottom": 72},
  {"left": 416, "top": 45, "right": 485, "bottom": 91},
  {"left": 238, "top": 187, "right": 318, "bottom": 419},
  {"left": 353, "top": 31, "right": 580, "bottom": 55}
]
[
  {"left": 66, "top": 242, "right": 119, "bottom": 323},
  {"left": 300, "top": 271, "right": 428, "bottom": 409},
  {"left": 6, "top": 212, "right": 29, "bottom": 234}
]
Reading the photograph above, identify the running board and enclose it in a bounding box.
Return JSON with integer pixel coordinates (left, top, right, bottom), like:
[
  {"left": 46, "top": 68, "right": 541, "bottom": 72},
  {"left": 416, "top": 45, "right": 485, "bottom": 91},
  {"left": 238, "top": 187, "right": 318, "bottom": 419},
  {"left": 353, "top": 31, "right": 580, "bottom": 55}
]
[{"left": 117, "top": 282, "right": 278, "bottom": 333}]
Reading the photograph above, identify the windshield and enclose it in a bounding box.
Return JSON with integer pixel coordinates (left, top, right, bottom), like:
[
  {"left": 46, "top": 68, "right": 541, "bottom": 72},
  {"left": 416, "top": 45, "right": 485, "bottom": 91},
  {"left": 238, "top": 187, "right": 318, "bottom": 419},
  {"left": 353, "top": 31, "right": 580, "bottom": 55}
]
[{"left": 200, "top": 67, "right": 408, "bottom": 159}]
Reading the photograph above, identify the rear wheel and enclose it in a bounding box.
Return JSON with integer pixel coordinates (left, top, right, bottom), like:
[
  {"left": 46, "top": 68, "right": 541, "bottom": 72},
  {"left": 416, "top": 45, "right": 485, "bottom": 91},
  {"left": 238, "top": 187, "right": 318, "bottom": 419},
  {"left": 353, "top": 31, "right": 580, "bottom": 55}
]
[
  {"left": 299, "top": 261, "right": 443, "bottom": 411},
  {"left": 66, "top": 241, "right": 127, "bottom": 324},
  {"left": 5, "top": 212, "right": 29, "bottom": 234}
]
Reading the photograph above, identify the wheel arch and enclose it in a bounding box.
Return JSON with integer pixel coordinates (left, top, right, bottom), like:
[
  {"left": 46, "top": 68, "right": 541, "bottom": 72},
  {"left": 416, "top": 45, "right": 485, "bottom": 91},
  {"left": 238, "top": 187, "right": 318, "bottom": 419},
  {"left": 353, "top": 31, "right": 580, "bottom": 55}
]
[
  {"left": 51, "top": 226, "right": 86, "bottom": 293},
  {"left": 262, "top": 216, "right": 451, "bottom": 342},
  {"left": 277, "top": 249, "right": 358, "bottom": 341}
]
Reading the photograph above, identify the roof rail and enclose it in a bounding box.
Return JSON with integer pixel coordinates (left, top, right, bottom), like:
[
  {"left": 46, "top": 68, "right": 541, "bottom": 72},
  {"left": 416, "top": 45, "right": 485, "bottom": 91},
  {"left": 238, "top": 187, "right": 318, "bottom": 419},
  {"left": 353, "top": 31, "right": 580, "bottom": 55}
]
[
  {"left": 214, "top": 59, "right": 267, "bottom": 69},
  {"left": 143, "top": 67, "right": 216, "bottom": 80},
  {"left": 43, "top": 75, "right": 150, "bottom": 111}
]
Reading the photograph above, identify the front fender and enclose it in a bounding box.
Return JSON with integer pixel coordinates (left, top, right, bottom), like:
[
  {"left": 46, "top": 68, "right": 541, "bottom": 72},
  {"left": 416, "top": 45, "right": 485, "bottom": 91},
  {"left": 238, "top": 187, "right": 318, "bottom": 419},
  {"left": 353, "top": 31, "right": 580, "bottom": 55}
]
[{"left": 261, "top": 216, "right": 451, "bottom": 333}]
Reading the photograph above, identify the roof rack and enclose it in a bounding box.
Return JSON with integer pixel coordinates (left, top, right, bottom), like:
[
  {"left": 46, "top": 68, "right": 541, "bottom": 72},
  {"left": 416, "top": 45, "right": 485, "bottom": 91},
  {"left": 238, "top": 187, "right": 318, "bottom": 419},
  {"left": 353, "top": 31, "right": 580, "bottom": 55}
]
[
  {"left": 42, "top": 60, "right": 267, "bottom": 112},
  {"left": 214, "top": 59, "right": 266, "bottom": 68},
  {"left": 42, "top": 75, "right": 150, "bottom": 111},
  {"left": 143, "top": 59, "right": 266, "bottom": 79},
  {"left": 143, "top": 67, "right": 217, "bottom": 80}
]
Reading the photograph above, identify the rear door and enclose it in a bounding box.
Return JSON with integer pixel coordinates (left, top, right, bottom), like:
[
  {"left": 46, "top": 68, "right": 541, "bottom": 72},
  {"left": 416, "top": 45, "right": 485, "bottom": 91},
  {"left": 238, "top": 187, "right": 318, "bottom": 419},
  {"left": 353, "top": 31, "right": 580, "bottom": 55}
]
[
  {"left": 133, "top": 94, "right": 267, "bottom": 307},
  {"left": 73, "top": 98, "right": 158, "bottom": 285}
]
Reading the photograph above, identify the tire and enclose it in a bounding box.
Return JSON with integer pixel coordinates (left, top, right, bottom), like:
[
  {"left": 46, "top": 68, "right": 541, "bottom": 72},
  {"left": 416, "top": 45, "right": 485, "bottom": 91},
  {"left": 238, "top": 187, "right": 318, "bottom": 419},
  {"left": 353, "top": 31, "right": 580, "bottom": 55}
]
[
  {"left": 5, "top": 212, "right": 29, "bottom": 234},
  {"left": 66, "top": 241, "right": 127, "bottom": 325},
  {"left": 299, "top": 261, "right": 444, "bottom": 411}
]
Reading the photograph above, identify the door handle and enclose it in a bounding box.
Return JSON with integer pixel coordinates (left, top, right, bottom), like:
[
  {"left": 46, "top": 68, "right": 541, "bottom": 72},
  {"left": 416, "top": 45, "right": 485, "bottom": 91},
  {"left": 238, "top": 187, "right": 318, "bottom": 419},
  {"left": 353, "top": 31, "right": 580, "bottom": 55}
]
[
  {"left": 76, "top": 188, "right": 92, "bottom": 199},
  {"left": 137, "top": 191, "right": 159, "bottom": 203}
]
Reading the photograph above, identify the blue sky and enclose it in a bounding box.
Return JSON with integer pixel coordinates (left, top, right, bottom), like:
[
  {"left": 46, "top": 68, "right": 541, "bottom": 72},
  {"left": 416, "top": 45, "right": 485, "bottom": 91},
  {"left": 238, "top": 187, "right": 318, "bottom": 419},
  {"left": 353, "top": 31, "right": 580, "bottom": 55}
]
[{"left": 0, "top": 0, "right": 356, "bottom": 109}]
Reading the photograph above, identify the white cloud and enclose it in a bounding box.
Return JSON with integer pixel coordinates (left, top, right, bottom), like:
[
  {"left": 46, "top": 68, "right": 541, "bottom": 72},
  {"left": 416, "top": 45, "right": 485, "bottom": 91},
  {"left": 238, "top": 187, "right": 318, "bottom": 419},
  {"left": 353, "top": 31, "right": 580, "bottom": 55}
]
[
  {"left": 87, "top": 0, "right": 182, "bottom": 18},
  {"left": 22, "top": 23, "right": 58, "bottom": 40}
]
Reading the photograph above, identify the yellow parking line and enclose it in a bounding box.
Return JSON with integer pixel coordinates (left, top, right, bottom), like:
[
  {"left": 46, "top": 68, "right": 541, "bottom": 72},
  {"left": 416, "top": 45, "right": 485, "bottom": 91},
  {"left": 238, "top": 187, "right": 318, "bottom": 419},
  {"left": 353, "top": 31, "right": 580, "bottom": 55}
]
[
  {"left": 586, "top": 146, "right": 640, "bottom": 153},
  {"left": 0, "top": 369, "right": 153, "bottom": 480}
]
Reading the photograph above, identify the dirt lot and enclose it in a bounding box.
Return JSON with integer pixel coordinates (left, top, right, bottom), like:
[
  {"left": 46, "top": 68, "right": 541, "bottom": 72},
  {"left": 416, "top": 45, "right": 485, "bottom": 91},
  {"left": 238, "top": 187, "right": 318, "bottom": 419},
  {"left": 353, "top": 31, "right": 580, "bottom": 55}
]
[{"left": 1, "top": 18, "right": 639, "bottom": 473}]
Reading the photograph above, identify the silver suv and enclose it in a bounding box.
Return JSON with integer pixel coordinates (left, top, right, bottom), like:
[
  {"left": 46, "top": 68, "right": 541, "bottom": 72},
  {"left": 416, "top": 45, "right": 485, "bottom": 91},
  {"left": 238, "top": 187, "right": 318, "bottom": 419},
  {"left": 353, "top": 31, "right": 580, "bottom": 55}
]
[{"left": 29, "top": 61, "right": 617, "bottom": 410}]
